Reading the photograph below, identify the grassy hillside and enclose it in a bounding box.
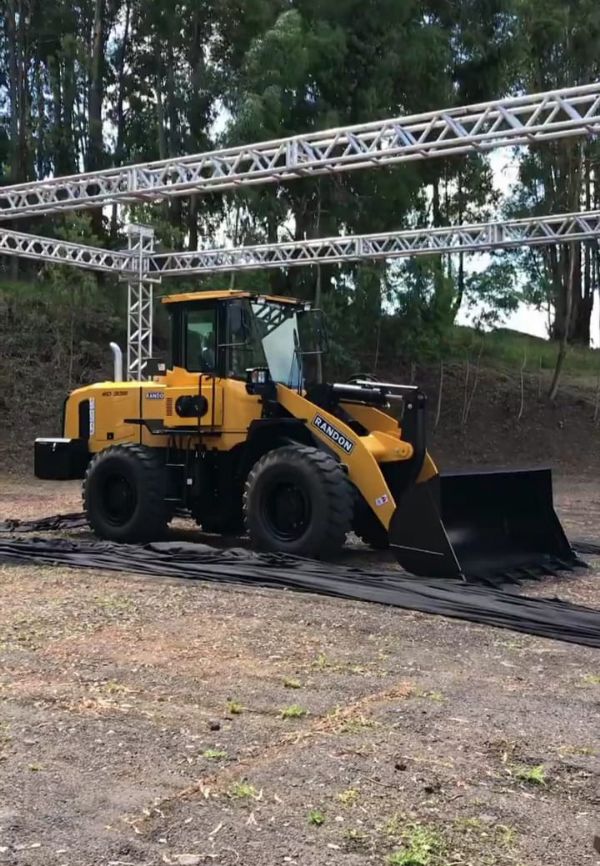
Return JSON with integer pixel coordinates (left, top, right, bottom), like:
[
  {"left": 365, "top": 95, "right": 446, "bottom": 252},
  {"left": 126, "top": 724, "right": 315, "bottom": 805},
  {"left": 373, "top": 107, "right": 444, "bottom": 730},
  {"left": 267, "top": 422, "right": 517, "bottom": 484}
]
[{"left": 448, "top": 325, "right": 600, "bottom": 380}]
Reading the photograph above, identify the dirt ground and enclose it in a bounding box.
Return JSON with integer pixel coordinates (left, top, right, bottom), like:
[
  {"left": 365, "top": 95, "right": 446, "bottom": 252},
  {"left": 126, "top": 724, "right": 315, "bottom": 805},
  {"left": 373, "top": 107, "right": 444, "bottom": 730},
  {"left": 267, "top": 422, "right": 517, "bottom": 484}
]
[{"left": 0, "top": 475, "right": 599, "bottom": 866}]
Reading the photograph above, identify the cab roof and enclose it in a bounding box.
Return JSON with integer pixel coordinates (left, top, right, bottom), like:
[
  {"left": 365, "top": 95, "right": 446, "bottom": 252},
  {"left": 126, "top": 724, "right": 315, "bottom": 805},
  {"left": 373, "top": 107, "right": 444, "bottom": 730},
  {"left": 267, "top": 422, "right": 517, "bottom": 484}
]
[{"left": 161, "top": 290, "right": 304, "bottom": 305}]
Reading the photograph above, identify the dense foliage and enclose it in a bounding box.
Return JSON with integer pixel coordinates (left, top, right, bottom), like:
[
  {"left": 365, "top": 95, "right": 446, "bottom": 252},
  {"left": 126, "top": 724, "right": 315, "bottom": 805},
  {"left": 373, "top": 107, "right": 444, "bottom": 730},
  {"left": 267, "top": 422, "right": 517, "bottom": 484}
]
[{"left": 1, "top": 0, "right": 600, "bottom": 371}]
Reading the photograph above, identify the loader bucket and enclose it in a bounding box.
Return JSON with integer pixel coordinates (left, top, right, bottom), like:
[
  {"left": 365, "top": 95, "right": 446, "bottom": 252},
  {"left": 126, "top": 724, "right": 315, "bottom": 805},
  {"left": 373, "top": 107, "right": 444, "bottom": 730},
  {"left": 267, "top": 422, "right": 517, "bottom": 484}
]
[{"left": 389, "top": 467, "right": 578, "bottom": 581}]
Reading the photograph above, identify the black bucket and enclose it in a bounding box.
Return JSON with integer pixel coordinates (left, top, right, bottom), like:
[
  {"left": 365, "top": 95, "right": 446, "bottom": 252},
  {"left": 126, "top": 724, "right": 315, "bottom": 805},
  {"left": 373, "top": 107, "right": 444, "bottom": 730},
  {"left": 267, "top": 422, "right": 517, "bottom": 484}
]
[{"left": 389, "top": 467, "right": 579, "bottom": 581}]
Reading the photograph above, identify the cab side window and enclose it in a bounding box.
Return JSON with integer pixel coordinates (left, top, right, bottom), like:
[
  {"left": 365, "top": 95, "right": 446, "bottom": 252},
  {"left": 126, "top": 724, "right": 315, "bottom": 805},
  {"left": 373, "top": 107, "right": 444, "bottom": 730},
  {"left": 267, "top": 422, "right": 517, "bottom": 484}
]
[{"left": 185, "top": 307, "right": 217, "bottom": 373}]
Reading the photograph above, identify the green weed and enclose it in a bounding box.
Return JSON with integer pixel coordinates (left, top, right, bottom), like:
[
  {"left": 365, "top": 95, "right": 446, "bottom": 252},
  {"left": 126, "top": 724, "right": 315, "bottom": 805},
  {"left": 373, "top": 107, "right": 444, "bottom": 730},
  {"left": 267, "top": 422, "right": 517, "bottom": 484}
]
[
  {"left": 308, "top": 809, "right": 325, "bottom": 826},
  {"left": 452, "top": 817, "right": 482, "bottom": 833},
  {"left": 513, "top": 764, "right": 546, "bottom": 786},
  {"left": 414, "top": 688, "right": 444, "bottom": 702},
  {"left": 339, "top": 715, "right": 376, "bottom": 734},
  {"left": 383, "top": 813, "right": 403, "bottom": 838},
  {"left": 202, "top": 748, "right": 227, "bottom": 760},
  {"left": 283, "top": 677, "right": 302, "bottom": 689},
  {"left": 228, "top": 781, "right": 257, "bottom": 799},
  {"left": 387, "top": 824, "right": 443, "bottom": 866},
  {"left": 226, "top": 699, "right": 244, "bottom": 715},
  {"left": 343, "top": 827, "right": 370, "bottom": 846},
  {"left": 312, "top": 653, "right": 332, "bottom": 671},
  {"left": 101, "top": 679, "right": 128, "bottom": 694},
  {"left": 338, "top": 787, "right": 359, "bottom": 806},
  {"left": 279, "top": 704, "right": 307, "bottom": 719},
  {"left": 496, "top": 825, "right": 518, "bottom": 848},
  {"left": 94, "top": 595, "right": 134, "bottom": 612}
]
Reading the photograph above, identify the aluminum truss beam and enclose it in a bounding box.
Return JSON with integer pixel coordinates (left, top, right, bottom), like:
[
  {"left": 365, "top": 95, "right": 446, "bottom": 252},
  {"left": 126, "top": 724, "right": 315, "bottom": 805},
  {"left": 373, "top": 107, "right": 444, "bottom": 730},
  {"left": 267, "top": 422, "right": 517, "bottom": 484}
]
[
  {"left": 2, "top": 83, "right": 600, "bottom": 220},
  {"left": 2, "top": 210, "right": 599, "bottom": 280},
  {"left": 0, "top": 228, "right": 133, "bottom": 274},
  {"left": 126, "top": 225, "right": 156, "bottom": 380},
  {"left": 149, "top": 210, "right": 600, "bottom": 276},
  {"left": 2, "top": 210, "right": 599, "bottom": 377}
]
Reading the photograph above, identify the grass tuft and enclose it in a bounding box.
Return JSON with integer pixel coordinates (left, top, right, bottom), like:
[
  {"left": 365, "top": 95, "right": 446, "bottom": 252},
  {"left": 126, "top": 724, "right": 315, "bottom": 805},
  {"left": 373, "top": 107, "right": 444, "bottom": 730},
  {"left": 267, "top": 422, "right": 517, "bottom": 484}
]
[
  {"left": 308, "top": 809, "right": 325, "bottom": 826},
  {"left": 312, "top": 653, "right": 332, "bottom": 671},
  {"left": 513, "top": 763, "right": 546, "bottom": 786},
  {"left": 202, "top": 748, "right": 227, "bottom": 760},
  {"left": 228, "top": 781, "right": 257, "bottom": 799},
  {"left": 338, "top": 787, "right": 359, "bottom": 806},
  {"left": 279, "top": 704, "right": 307, "bottom": 719},
  {"left": 343, "top": 827, "right": 370, "bottom": 847},
  {"left": 387, "top": 823, "right": 443, "bottom": 866}
]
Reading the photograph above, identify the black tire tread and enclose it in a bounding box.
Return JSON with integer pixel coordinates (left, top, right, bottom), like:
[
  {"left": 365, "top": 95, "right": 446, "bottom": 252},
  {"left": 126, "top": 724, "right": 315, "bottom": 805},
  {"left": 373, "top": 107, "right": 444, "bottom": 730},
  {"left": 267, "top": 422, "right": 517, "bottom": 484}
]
[
  {"left": 83, "top": 444, "right": 169, "bottom": 542},
  {"left": 243, "top": 444, "right": 353, "bottom": 557}
]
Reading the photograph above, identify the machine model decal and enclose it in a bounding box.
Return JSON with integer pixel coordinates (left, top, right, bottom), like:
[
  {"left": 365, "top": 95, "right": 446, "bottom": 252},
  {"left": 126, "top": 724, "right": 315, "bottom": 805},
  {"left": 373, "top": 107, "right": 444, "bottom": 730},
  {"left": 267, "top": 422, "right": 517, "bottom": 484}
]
[
  {"left": 89, "top": 398, "right": 96, "bottom": 436},
  {"left": 312, "top": 414, "right": 354, "bottom": 454},
  {"left": 145, "top": 391, "right": 165, "bottom": 400}
]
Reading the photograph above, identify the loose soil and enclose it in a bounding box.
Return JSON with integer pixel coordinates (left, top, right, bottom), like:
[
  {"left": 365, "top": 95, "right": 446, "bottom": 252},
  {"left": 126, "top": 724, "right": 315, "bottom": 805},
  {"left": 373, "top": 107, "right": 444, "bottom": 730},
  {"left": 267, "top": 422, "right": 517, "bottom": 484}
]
[{"left": 0, "top": 474, "right": 599, "bottom": 866}]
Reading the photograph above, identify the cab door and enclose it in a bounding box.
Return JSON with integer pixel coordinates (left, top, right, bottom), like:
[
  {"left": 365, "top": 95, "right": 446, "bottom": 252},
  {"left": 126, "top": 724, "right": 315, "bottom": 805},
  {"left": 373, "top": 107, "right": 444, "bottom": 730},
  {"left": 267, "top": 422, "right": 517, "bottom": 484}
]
[{"left": 165, "top": 303, "right": 224, "bottom": 427}]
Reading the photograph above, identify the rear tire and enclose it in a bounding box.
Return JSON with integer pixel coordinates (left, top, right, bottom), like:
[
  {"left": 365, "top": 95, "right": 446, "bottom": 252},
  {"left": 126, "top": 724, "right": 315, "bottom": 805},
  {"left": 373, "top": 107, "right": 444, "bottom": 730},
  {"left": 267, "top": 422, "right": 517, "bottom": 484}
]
[
  {"left": 83, "top": 444, "right": 169, "bottom": 542},
  {"left": 244, "top": 445, "right": 353, "bottom": 557}
]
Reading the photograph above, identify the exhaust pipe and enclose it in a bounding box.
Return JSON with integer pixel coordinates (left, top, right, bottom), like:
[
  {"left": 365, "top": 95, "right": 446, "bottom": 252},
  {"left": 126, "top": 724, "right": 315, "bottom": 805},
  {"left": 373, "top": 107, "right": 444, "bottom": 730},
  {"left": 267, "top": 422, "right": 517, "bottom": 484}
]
[{"left": 109, "top": 342, "right": 124, "bottom": 382}]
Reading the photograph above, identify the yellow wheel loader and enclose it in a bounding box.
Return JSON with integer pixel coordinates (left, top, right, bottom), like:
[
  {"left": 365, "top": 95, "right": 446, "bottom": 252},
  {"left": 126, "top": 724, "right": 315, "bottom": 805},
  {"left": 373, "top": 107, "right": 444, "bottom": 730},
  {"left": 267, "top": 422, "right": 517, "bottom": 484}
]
[{"left": 34, "top": 290, "right": 575, "bottom": 580}]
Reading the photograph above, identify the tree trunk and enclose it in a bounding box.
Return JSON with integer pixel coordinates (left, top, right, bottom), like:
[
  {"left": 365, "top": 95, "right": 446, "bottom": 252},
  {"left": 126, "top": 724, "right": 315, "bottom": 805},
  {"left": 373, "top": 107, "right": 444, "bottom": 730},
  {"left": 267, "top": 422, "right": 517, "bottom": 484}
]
[
  {"left": 88, "top": 0, "right": 105, "bottom": 236},
  {"left": 186, "top": 3, "right": 210, "bottom": 251},
  {"left": 569, "top": 155, "right": 596, "bottom": 344},
  {"left": 155, "top": 42, "right": 168, "bottom": 161},
  {"left": 5, "top": 0, "right": 29, "bottom": 278},
  {"left": 548, "top": 245, "right": 577, "bottom": 401},
  {"left": 88, "top": 0, "right": 104, "bottom": 170},
  {"left": 451, "top": 168, "right": 465, "bottom": 319},
  {"left": 165, "top": 39, "right": 182, "bottom": 230},
  {"left": 6, "top": 0, "right": 21, "bottom": 183},
  {"left": 110, "top": 0, "right": 131, "bottom": 242}
]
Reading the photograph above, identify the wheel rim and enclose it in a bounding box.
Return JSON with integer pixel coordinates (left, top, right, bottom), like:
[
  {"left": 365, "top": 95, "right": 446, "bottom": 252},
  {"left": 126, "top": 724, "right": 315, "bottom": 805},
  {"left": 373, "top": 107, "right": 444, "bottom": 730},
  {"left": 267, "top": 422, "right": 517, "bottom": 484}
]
[
  {"left": 100, "top": 472, "right": 137, "bottom": 526},
  {"left": 261, "top": 479, "right": 311, "bottom": 543}
]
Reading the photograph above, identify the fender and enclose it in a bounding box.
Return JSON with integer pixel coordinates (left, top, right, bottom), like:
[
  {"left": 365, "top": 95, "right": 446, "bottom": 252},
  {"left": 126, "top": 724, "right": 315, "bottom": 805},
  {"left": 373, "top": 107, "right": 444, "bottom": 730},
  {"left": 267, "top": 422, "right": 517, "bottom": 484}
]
[{"left": 276, "top": 385, "right": 412, "bottom": 531}]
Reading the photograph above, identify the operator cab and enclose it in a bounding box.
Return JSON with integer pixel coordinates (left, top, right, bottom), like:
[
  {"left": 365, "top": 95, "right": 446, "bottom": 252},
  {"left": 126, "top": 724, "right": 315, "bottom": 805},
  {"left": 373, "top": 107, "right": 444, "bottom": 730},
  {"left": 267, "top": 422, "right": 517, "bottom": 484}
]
[{"left": 163, "top": 290, "right": 326, "bottom": 388}]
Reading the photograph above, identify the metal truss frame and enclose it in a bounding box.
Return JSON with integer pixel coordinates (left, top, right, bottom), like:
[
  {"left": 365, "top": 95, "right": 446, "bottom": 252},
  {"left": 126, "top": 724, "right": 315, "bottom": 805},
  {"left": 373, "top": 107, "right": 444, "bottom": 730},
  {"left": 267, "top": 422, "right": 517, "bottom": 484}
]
[
  {"left": 0, "top": 227, "right": 132, "bottom": 274},
  {"left": 149, "top": 210, "right": 600, "bottom": 275},
  {"left": 126, "top": 225, "right": 157, "bottom": 379},
  {"left": 3, "top": 210, "right": 598, "bottom": 284},
  {"left": 2, "top": 83, "right": 600, "bottom": 220},
  {"left": 2, "top": 83, "right": 600, "bottom": 378}
]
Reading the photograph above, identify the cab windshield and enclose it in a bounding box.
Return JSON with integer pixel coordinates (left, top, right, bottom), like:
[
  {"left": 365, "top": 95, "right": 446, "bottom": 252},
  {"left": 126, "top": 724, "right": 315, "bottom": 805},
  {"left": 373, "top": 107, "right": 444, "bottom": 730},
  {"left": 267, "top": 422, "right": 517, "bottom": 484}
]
[
  {"left": 223, "top": 297, "right": 324, "bottom": 386},
  {"left": 251, "top": 300, "right": 301, "bottom": 387},
  {"left": 250, "top": 299, "right": 324, "bottom": 388}
]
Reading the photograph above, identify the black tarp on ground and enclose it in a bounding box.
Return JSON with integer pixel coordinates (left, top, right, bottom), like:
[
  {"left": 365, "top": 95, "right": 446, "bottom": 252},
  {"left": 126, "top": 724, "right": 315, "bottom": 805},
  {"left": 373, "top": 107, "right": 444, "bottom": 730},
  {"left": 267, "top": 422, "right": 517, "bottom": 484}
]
[{"left": 0, "top": 517, "right": 599, "bottom": 648}]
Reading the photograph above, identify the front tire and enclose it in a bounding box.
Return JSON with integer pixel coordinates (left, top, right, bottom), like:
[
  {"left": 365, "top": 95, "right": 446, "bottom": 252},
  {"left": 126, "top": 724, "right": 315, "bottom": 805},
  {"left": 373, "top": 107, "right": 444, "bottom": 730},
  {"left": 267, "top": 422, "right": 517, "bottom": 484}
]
[
  {"left": 243, "top": 445, "right": 353, "bottom": 557},
  {"left": 83, "top": 444, "right": 169, "bottom": 542}
]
